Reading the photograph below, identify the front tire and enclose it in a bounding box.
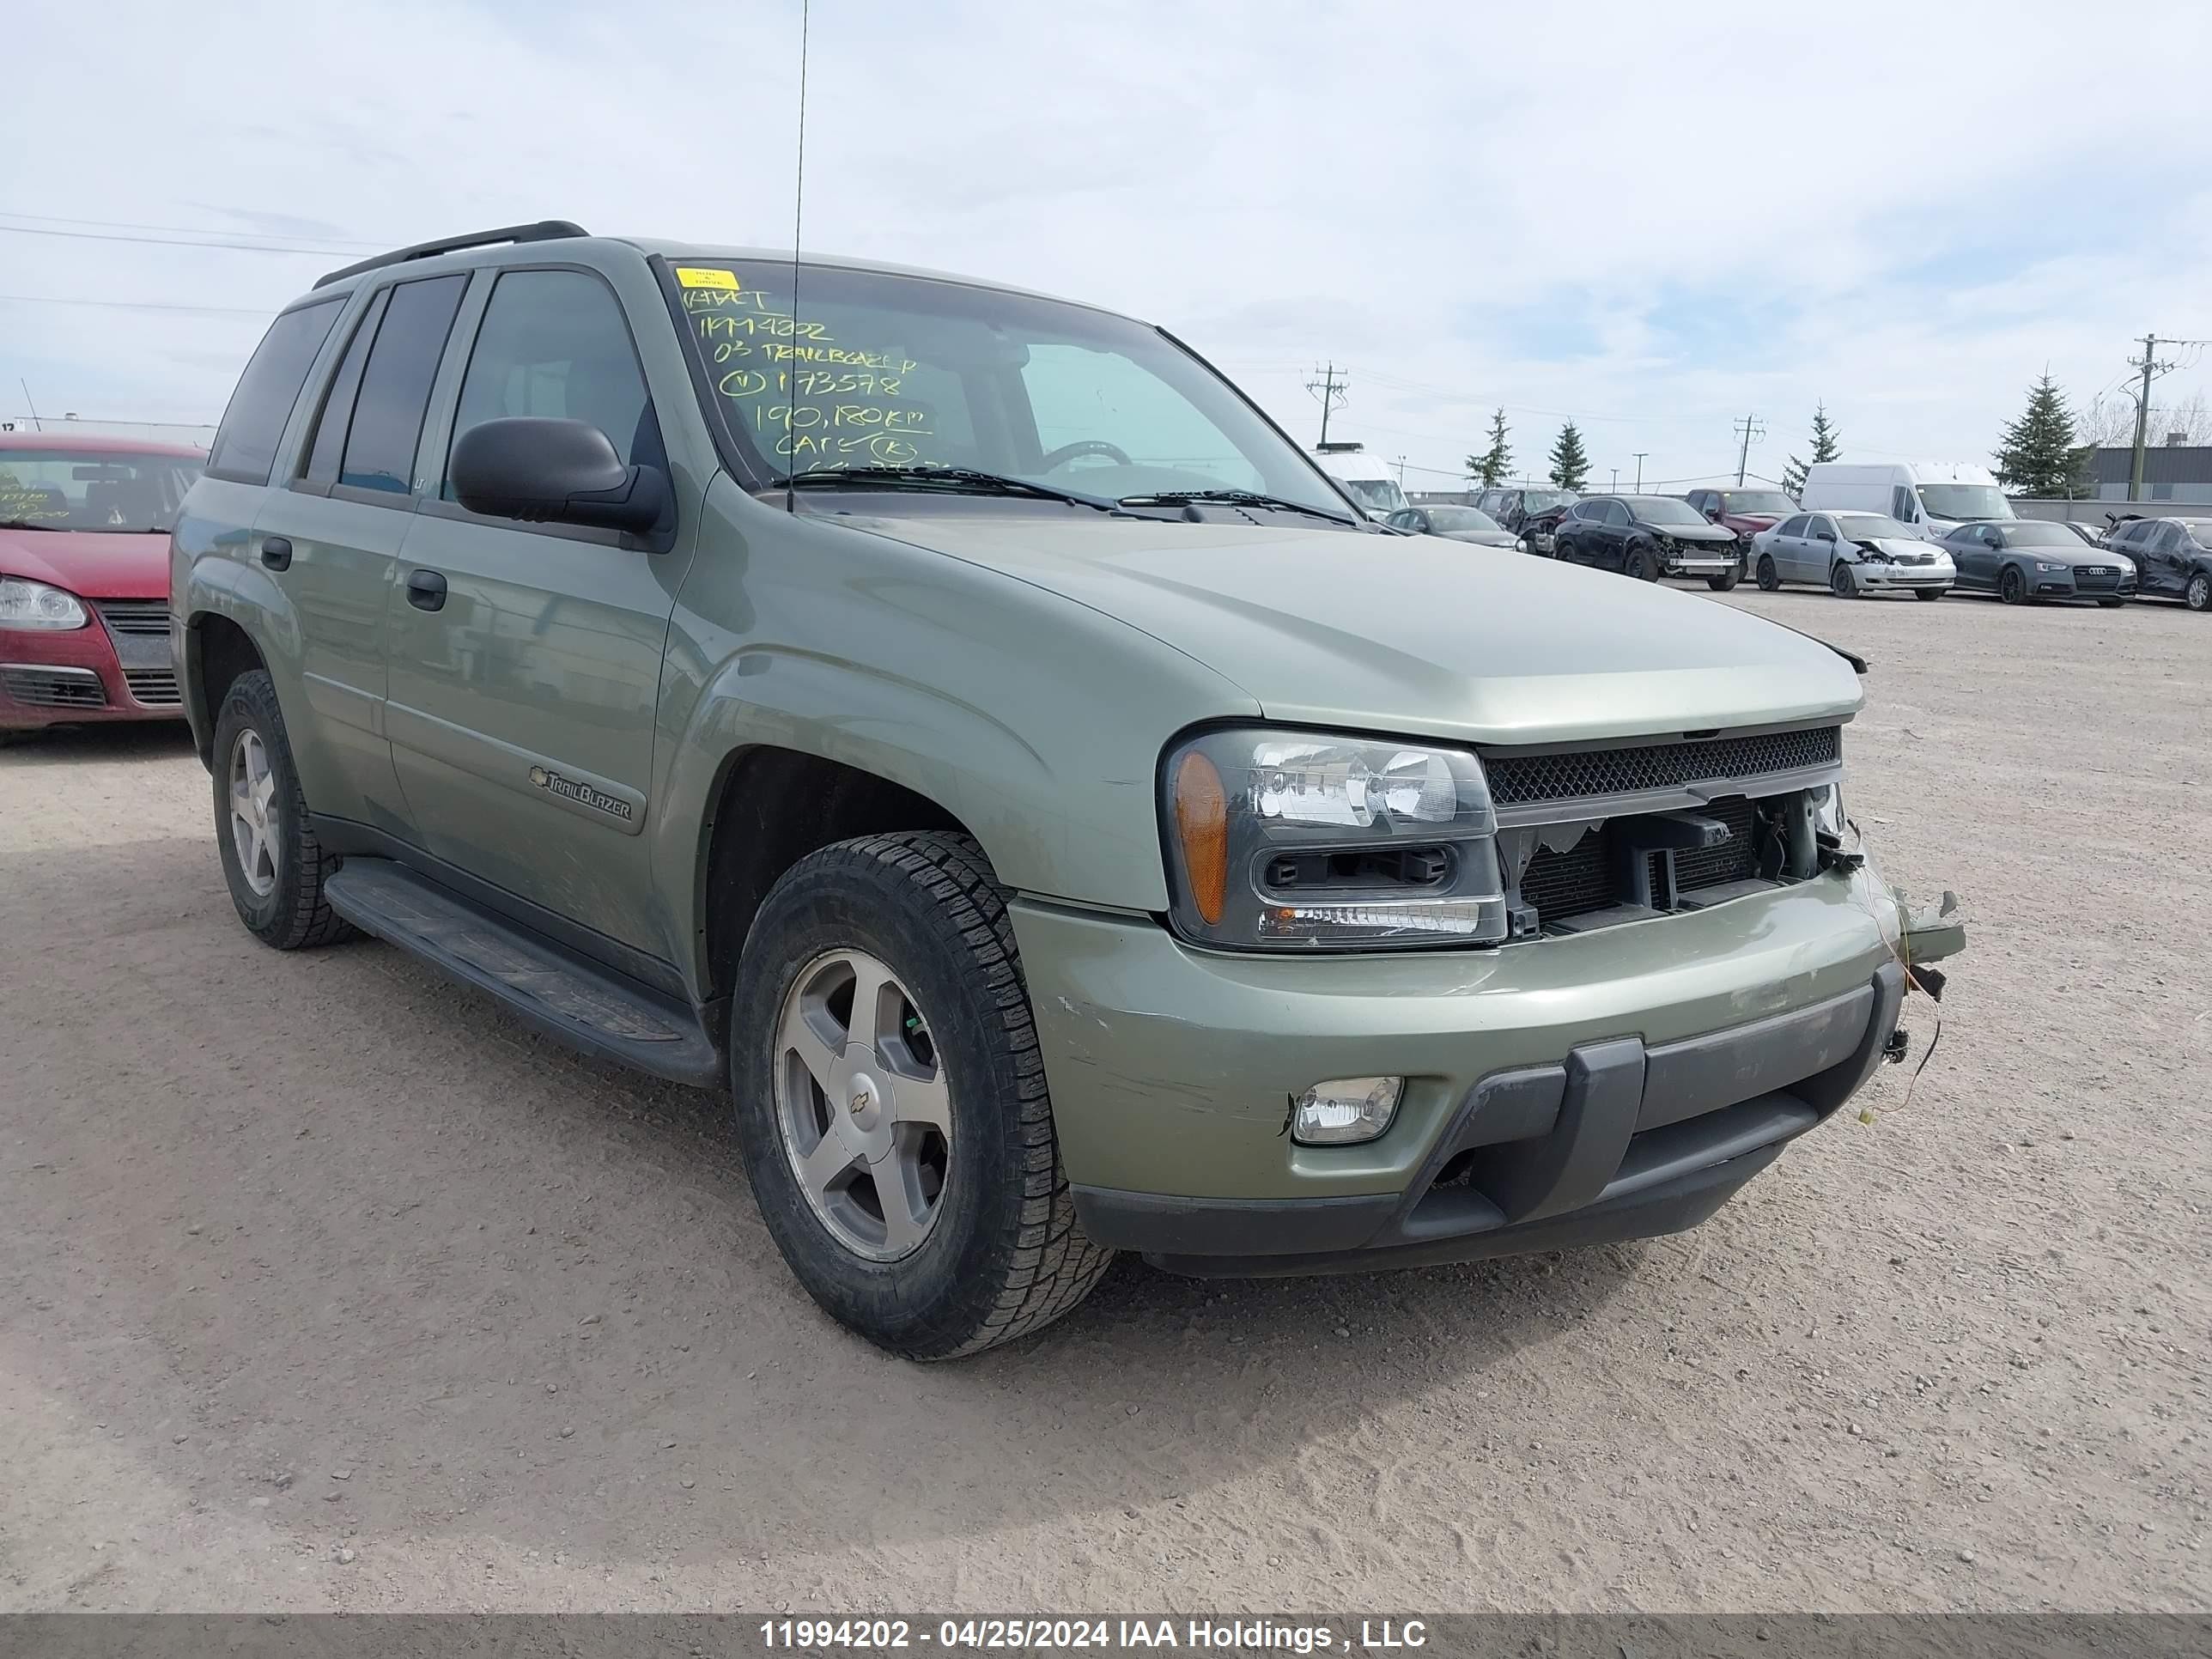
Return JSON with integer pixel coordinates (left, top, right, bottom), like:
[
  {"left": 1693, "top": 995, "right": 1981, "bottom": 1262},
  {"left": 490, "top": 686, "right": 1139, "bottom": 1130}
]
[
  {"left": 2000, "top": 565, "right": 2027, "bottom": 605},
  {"left": 1830, "top": 561, "right": 1861, "bottom": 599},
  {"left": 729, "top": 831, "right": 1113, "bottom": 1359},
  {"left": 1756, "top": 554, "right": 1782, "bottom": 592},
  {"left": 1706, "top": 568, "right": 1741, "bottom": 592},
  {"left": 1624, "top": 543, "right": 1661, "bottom": 581},
  {"left": 210, "top": 670, "right": 356, "bottom": 950},
  {"left": 2188, "top": 572, "right": 2211, "bottom": 612}
]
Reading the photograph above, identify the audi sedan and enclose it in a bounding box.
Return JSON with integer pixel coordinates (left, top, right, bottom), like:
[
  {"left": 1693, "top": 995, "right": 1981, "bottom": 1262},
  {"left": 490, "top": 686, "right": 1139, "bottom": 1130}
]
[{"left": 1939, "top": 519, "right": 2136, "bottom": 607}]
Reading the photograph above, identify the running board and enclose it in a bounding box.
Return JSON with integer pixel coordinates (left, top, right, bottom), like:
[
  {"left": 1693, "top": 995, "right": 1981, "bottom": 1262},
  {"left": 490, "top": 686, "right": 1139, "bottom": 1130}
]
[{"left": 324, "top": 859, "right": 721, "bottom": 1087}]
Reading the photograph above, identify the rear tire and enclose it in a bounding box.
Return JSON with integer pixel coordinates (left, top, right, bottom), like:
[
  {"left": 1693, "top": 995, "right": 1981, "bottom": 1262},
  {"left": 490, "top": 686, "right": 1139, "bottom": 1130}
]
[
  {"left": 1830, "top": 561, "right": 1860, "bottom": 599},
  {"left": 2187, "top": 573, "right": 2210, "bottom": 612},
  {"left": 1915, "top": 587, "right": 1947, "bottom": 602},
  {"left": 210, "top": 670, "right": 356, "bottom": 950},
  {"left": 1756, "top": 555, "right": 1781, "bottom": 592},
  {"left": 729, "top": 831, "right": 1113, "bottom": 1359}
]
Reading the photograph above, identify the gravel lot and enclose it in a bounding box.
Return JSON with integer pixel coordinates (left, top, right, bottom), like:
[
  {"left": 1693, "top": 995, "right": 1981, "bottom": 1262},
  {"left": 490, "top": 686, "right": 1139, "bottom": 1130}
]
[{"left": 2, "top": 587, "right": 2207, "bottom": 1614}]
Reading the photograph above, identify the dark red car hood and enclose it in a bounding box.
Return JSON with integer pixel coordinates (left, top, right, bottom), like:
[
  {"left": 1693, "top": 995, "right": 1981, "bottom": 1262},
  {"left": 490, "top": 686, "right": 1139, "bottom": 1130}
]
[
  {"left": 0, "top": 527, "right": 170, "bottom": 599},
  {"left": 1721, "top": 512, "right": 1784, "bottom": 534}
]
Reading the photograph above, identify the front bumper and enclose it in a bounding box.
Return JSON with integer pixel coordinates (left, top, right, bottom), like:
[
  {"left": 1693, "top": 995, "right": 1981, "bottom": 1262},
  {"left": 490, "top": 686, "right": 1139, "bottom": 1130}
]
[
  {"left": 0, "top": 601, "right": 182, "bottom": 730},
  {"left": 2034, "top": 568, "right": 2135, "bottom": 600},
  {"left": 1853, "top": 562, "right": 1953, "bottom": 589},
  {"left": 1015, "top": 860, "right": 1926, "bottom": 1272},
  {"left": 1658, "top": 545, "right": 1739, "bottom": 576}
]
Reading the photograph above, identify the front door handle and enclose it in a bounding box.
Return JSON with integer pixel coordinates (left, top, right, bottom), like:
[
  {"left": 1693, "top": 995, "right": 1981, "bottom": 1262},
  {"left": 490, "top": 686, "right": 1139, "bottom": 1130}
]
[
  {"left": 405, "top": 568, "right": 448, "bottom": 612},
  {"left": 259, "top": 536, "right": 292, "bottom": 571}
]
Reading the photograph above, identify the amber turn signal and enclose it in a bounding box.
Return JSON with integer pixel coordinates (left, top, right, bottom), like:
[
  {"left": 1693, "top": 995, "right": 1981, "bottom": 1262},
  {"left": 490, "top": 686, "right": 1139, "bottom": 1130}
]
[{"left": 1173, "top": 750, "right": 1229, "bottom": 925}]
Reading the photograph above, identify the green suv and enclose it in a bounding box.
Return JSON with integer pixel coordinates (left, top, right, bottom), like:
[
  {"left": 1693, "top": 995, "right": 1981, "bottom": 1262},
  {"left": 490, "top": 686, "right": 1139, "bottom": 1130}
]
[{"left": 173, "top": 222, "right": 1961, "bottom": 1358}]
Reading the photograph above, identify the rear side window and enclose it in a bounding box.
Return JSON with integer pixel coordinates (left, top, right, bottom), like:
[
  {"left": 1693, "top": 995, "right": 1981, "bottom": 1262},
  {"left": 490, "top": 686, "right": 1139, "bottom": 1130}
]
[
  {"left": 1778, "top": 515, "right": 1807, "bottom": 537},
  {"left": 206, "top": 299, "right": 343, "bottom": 485},
  {"left": 339, "top": 274, "right": 467, "bottom": 495},
  {"left": 442, "top": 269, "right": 659, "bottom": 499}
]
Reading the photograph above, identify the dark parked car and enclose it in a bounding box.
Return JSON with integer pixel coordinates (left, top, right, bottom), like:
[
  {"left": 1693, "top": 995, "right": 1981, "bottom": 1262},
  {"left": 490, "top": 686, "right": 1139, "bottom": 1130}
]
[
  {"left": 1552, "top": 495, "right": 1742, "bottom": 586},
  {"left": 1385, "top": 503, "right": 1518, "bottom": 547},
  {"left": 1476, "top": 485, "right": 1579, "bottom": 538},
  {"left": 2100, "top": 516, "right": 2212, "bottom": 611},
  {"left": 1939, "top": 519, "right": 2136, "bottom": 607}
]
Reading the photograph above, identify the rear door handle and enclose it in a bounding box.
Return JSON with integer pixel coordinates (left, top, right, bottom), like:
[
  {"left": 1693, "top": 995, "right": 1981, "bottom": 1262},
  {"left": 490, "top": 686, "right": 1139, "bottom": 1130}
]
[
  {"left": 259, "top": 536, "right": 292, "bottom": 571},
  {"left": 405, "top": 568, "right": 448, "bottom": 612}
]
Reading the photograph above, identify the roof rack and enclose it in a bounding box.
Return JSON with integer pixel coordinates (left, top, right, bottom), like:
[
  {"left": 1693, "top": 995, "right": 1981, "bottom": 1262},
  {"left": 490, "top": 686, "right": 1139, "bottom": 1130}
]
[{"left": 313, "top": 221, "right": 591, "bottom": 290}]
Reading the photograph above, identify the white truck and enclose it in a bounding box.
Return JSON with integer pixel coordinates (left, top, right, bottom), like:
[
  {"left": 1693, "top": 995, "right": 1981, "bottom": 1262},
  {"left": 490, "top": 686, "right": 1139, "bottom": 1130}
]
[
  {"left": 1312, "top": 441, "right": 1409, "bottom": 520},
  {"left": 1800, "top": 461, "right": 2013, "bottom": 538}
]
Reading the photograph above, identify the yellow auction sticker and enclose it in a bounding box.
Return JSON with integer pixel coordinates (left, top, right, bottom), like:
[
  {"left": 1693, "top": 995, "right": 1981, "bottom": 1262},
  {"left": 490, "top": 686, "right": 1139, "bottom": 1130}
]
[{"left": 675, "top": 267, "right": 740, "bottom": 291}]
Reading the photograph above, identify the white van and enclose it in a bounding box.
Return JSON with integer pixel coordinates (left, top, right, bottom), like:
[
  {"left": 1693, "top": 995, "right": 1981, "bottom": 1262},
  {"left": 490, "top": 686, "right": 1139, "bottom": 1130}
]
[
  {"left": 1312, "top": 441, "right": 1409, "bottom": 520},
  {"left": 1800, "top": 462, "right": 2013, "bottom": 538}
]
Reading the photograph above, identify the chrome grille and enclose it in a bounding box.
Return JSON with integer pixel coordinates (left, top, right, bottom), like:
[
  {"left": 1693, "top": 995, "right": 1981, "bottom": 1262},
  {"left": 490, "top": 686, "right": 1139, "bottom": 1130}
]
[
  {"left": 123, "top": 668, "right": 182, "bottom": 707},
  {"left": 2, "top": 665, "right": 106, "bottom": 708},
  {"left": 1482, "top": 726, "right": 1841, "bottom": 808},
  {"left": 96, "top": 600, "right": 173, "bottom": 636}
]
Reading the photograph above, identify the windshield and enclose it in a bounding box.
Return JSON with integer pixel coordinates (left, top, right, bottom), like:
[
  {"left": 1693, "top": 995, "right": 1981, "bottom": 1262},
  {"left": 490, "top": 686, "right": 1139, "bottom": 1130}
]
[
  {"left": 1630, "top": 497, "right": 1707, "bottom": 526},
  {"left": 2002, "top": 522, "right": 2086, "bottom": 548},
  {"left": 668, "top": 259, "right": 1347, "bottom": 517},
  {"left": 1335, "top": 476, "right": 1407, "bottom": 514},
  {"left": 0, "top": 447, "right": 204, "bottom": 532},
  {"left": 1917, "top": 483, "right": 2012, "bottom": 521},
  {"left": 1721, "top": 490, "right": 1793, "bottom": 515},
  {"left": 1426, "top": 507, "right": 1503, "bottom": 534},
  {"left": 1521, "top": 489, "right": 1576, "bottom": 512},
  {"left": 1836, "top": 514, "right": 1918, "bottom": 540}
]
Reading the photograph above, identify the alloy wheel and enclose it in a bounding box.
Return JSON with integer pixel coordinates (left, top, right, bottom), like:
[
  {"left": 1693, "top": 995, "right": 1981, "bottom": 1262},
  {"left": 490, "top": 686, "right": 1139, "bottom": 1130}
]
[
  {"left": 773, "top": 948, "right": 952, "bottom": 1261},
  {"left": 2189, "top": 573, "right": 2210, "bottom": 612},
  {"left": 228, "top": 729, "right": 280, "bottom": 898}
]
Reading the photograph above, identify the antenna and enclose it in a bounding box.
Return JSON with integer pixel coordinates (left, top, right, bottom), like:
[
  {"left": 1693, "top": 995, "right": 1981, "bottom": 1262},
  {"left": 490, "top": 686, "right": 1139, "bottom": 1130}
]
[{"left": 784, "top": 0, "right": 811, "bottom": 515}]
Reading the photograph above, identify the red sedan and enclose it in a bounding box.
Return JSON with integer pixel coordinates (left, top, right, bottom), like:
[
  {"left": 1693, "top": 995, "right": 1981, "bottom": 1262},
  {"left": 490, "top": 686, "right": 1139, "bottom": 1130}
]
[{"left": 1, "top": 432, "right": 204, "bottom": 738}]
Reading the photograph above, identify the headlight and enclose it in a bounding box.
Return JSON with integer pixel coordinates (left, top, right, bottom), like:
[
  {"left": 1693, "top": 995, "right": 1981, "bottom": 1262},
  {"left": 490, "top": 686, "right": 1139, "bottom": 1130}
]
[
  {"left": 1812, "top": 782, "right": 1847, "bottom": 838},
  {"left": 2034, "top": 561, "right": 2068, "bottom": 574},
  {"left": 1163, "top": 728, "right": 1507, "bottom": 950},
  {"left": 0, "top": 575, "right": 89, "bottom": 630}
]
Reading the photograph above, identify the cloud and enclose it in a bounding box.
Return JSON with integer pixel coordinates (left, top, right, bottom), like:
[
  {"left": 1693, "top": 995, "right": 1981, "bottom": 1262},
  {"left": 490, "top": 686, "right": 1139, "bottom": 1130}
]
[{"left": 4, "top": 0, "right": 2207, "bottom": 483}]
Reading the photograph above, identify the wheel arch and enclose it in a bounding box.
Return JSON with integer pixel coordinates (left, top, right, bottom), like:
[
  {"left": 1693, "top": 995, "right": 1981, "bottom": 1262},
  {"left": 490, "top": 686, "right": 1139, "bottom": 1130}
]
[{"left": 185, "top": 611, "right": 268, "bottom": 768}]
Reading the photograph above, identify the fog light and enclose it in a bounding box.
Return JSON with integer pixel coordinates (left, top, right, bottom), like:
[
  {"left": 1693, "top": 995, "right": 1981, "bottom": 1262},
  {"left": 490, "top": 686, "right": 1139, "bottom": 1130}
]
[{"left": 1292, "top": 1075, "right": 1403, "bottom": 1145}]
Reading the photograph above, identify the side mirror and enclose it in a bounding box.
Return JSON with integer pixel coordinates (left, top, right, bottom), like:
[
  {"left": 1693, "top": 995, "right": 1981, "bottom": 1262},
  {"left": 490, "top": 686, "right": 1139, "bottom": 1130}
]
[
  {"left": 1816, "top": 530, "right": 1836, "bottom": 543},
  {"left": 450, "top": 416, "right": 668, "bottom": 537}
]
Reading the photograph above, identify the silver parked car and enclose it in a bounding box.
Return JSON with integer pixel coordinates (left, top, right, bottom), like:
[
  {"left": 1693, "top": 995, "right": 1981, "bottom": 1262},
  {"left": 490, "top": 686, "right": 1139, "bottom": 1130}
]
[
  {"left": 1385, "top": 503, "right": 1520, "bottom": 547},
  {"left": 1751, "top": 510, "right": 1954, "bottom": 599}
]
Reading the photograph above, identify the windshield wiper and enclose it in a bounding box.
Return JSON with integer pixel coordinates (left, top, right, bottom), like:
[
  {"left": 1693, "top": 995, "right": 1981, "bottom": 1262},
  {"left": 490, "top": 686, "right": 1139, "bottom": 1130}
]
[
  {"left": 773, "top": 466, "right": 1126, "bottom": 515},
  {"left": 0, "top": 518, "right": 60, "bottom": 532},
  {"left": 1116, "top": 488, "right": 1358, "bottom": 526}
]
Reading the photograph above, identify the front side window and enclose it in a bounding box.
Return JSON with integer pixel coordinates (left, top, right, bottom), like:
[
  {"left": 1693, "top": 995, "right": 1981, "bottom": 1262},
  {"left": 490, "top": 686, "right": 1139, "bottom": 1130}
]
[
  {"left": 206, "top": 299, "right": 343, "bottom": 485},
  {"left": 340, "top": 274, "right": 467, "bottom": 495},
  {"left": 668, "top": 258, "right": 1345, "bottom": 515},
  {"left": 0, "top": 447, "right": 204, "bottom": 532},
  {"left": 445, "top": 269, "right": 658, "bottom": 498}
]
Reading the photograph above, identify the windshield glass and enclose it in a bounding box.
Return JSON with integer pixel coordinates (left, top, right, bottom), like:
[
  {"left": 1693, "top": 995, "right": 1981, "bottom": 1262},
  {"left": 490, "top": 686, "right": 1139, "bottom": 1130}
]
[
  {"left": 2002, "top": 522, "right": 2084, "bottom": 548},
  {"left": 0, "top": 447, "right": 204, "bottom": 532},
  {"left": 1427, "top": 507, "right": 1503, "bottom": 533},
  {"left": 1917, "top": 483, "right": 2012, "bottom": 521},
  {"left": 1721, "top": 490, "right": 1793, "bottom": 515},
  {"left": 1335, "top": 476, "right": 1407, "bottom": 514},
  {"left": 669, "top": 259, "right": 1346, "bottom": 516},
  {"left": 1630, "top": 497, "right": 1706, "bottom": 526},
  {"left": 1836, "top": 514, "right": 1917, "bottom": 540},
  {"left": 1521, "top": 489, "right": 1576, "bottom": 512}
]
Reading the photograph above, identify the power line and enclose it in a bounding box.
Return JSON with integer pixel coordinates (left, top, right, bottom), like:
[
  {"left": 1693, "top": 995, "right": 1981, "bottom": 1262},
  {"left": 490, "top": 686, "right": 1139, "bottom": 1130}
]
[
  {"left": 0, "top": 293, "right": 271, "bottom": 316},
  {"left": 0, "top": 224, "right": 356, "bottom": 256},
  {"left": 0, "top": 209, "right": 386, "bottom": 250}
]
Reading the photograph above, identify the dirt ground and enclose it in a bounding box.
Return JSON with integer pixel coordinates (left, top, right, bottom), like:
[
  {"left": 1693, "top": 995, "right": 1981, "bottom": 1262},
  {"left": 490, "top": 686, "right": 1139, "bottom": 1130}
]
[{"left": 2, "top": 586, "right": 2207, "bottom": 1615}]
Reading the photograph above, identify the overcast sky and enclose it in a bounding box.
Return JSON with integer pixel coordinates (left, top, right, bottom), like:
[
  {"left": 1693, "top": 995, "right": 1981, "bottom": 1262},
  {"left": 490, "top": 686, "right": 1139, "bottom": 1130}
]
[{"left": 8, "top": 0, "right": 2210, "bottom": 490}]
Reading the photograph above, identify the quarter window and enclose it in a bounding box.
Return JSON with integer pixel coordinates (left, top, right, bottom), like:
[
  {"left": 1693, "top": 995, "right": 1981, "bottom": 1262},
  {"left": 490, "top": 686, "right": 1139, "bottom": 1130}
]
[
  {"left": 301, "top": 289, "right": 389, "bottom": 486},
  {"left": 206, "top": 299, "right": 344, "bottom": 485},
  {"left": 339, "top": 274, "right": 467, "bottom": 495},
  {"left": 444, "top": 269, "right": 659, "bottom": 499}
]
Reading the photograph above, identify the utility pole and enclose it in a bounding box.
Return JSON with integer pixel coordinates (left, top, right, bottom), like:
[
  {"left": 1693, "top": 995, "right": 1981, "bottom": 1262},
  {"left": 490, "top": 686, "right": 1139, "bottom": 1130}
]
[
  {"left": 2126, "top": 333, "right": 2175, "bottom": 501},
  {"left": 1732, "top": 414, "right": 1765, "bottom": 485},
  {"left": 1632, "top": 453, "right": 1648, "bottom": 492},
  {"left": 1609, "top": 468, "right": 1619, "bottom": 492},
  {"left": 1305, "top": 362, "right": 1347, "bottom": 447},
  {"left": 1393, "top": 454, "right": 1407, "bottom": 487}
]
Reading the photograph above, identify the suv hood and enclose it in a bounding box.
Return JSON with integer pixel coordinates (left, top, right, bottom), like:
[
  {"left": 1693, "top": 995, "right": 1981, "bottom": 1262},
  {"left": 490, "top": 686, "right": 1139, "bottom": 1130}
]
[
  {"left": 1650, "top": 522, "right": 1738, "bottom": 544},
  {"left": 850, "top": 514, "right": 1864, "bottom": 744},
  {"left": 0, "top": 527, "right": 171, "bottom": 599}
]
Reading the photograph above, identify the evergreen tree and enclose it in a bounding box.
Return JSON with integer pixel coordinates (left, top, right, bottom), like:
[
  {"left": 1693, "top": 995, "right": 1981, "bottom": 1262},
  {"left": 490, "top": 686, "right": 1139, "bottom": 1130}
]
[
  {"left": 1467, "top": 408, "right": 1513, "bottom": 489},
  {"left": 1993, "top": 374, "right": 2086, "bottom": 498},
  {"left": 1547, "top": 420, "right": 1590, "bottom": 491},
  {"left": 1780, "top": 404, "right": 1841, "bottom": 502}
]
